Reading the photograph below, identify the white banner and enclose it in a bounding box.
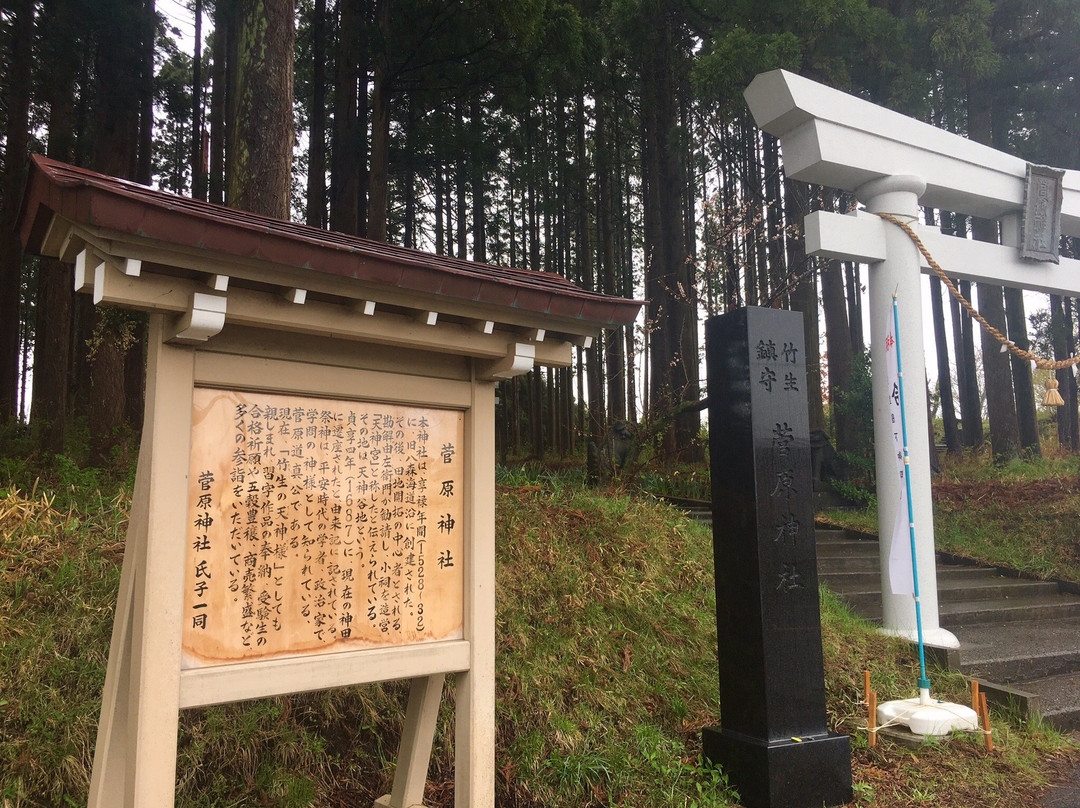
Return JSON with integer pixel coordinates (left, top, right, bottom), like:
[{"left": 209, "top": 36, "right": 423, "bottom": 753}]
[{"left": 886, "top": 322, "right": 915, "bottom": 596}]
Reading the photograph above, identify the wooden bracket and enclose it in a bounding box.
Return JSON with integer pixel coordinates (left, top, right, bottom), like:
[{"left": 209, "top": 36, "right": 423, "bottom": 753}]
[
  {"left": 477, "top": 342, "right": 536, "bottom": 380},
  {"left": 166, "top": 292, "right": 227, "bottom": 343},
  {"left": 75, "top": 248, "right": 104, "bottom": 294}
]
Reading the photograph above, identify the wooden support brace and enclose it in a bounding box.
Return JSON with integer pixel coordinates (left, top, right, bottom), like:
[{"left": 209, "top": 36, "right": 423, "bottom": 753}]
[{"left": 373, "top": 674, "right": 446, "bottom": 808}]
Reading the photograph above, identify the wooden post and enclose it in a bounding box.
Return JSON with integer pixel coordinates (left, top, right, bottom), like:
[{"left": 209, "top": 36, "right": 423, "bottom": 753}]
[
  {"left": 456, "top": 373, "right": 497, "bottom": 807},
  {"left": 90, "top": 314, "right": 194, "bottom": 806}
]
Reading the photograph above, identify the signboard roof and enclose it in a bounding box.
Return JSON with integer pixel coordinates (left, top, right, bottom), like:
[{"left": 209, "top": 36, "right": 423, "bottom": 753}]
[{"left": 18, "top": 155, "right": 642, "bottom": 329}]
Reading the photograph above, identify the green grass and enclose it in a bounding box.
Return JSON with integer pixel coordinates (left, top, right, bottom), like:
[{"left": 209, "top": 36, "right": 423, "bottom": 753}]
[
  {"left": 1, "top": 457, "right": 1075, "bottom": 806},
  {"left": 821, "top": 448, "right": 1080, "bottom": 584}
]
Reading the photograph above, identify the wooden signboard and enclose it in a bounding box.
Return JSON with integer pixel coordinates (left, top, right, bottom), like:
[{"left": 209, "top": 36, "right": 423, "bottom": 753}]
[
  {"left": 183, "top": 389, "right": 464, "bottom": 667},
  {"left": 15, "top": 155, "right": 641, "bottom": 808},
  {"left": 87, "top": 321, "right": 494, "bottom": 808}
]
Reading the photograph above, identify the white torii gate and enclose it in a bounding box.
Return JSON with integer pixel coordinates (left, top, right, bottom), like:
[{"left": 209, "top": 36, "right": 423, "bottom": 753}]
[{"left": 744, "top": 70, "right": 1080, "bottom": 649}]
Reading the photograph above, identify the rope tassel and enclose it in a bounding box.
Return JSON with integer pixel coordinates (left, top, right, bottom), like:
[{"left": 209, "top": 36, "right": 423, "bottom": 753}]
[{"left": 1044, "top": 378, "right": 1066, "bottom": 407}]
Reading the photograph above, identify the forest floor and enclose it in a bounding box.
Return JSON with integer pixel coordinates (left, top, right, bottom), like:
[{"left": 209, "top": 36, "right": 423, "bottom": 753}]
[{"left": 0, "top": 454, "right": 1077, "bottom": 807}]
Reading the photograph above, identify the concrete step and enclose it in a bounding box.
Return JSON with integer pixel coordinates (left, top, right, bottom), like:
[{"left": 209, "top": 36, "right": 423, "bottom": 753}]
[
  {"left": 847, "top": 594, "right": 1080, "bottom": 626},
  {"left": 937, "top": 576, "right": 1059, "bottom": 602},
  {"left": 818, "top": 564, "right": 995, "bottom": 590},
  {"left": 954, "top": 618, "right": 1080, "bottom": 683},
  {"left": 814, "top": 528, "right": 852, "bottom": 541},
  {"left": 1017, "top": 672, "right": 1080, "bottom": 732},
  {"left": 807, "top": 515, "right": 1080, "bottom": 735},
  {"left": 816, "top": 554, "right": 881, "bottom": 573},
  {"left": 818, "top": 570, "right": 883, "bottom": 591},
  {"left": 815, "top": 540, "right": 879, "bottom": 559},
  {"left": 941, "top": 594, "right": 1080, "bottom": 627},
  {"left": 827, "top": 579, "right": 1061, "bottom": 614}
]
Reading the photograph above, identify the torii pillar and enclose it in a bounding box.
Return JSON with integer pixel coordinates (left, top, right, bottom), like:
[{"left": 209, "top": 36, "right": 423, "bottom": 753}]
[
  {"left": 744, "top": 70, "right": 1080, "bottom": 650},
  {"left": 855, "top": 174, "right": 952, "bottom": 644}
]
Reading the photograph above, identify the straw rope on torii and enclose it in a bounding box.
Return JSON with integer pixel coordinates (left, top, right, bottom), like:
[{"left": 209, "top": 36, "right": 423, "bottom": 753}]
[{"left": 874, "top": 211, "right": 1080, "bottom": 406}]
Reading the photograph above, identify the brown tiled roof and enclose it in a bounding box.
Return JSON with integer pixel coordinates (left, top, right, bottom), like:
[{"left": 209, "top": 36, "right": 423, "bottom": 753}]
[{"left": 18, "top": 155, "right": 642, "bottom": 326}]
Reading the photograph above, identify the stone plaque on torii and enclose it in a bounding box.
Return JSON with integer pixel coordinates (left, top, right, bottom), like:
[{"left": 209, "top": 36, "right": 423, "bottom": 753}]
[
  {"left": 17, "top": 155, "right": 643, "bottom": 808},
  {"left": 744, "top": 70, "right": 1080, "bottom": 650}
]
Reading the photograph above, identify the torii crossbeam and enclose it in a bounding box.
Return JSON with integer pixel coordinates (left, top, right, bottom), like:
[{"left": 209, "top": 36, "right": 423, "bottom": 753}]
[{"left": 744, "top": 70, "right": 1080, "bottom": 649}]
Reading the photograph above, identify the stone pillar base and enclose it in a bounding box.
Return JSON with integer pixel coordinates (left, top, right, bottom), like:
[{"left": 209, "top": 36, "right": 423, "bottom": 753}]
[{"left": 702, "top": 727, "right": 852, "bottom": 808}]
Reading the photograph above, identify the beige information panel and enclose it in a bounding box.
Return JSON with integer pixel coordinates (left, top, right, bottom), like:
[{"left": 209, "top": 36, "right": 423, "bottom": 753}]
[{"left": 182, "top": 388, "right": 465, "bottom": 668}]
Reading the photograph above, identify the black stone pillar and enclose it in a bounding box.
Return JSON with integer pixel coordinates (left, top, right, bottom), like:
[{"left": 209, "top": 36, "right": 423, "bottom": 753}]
[{"left": 702, "top": 307, "right": 851, "bottom": 808}]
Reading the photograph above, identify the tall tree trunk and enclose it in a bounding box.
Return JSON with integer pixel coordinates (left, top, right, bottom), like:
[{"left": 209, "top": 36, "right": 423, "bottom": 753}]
[
  {"left": 208, "top": 0, "right": 232, "bottom": 205},
  {"left": 86, "top": 0, "right": 151, "bottom": 464},
  {"left": 306, "top": 0, "right": 327, "bottom": 227},
  {"left": 403, "top": 99, "right": 416, "bottom": 248},
  {"left": 136, "top": 0, "right": 155, "bottom": 184},
  {"left": 0, "top": 0, "right": 34, "bottom": 422},
  {"left": 434, "top": 166, "right": 444, "bottom": 255},
  {"left": 191, "top": 0, "right": 206, "bottom": 200},
  {"left": 1066, "top": 298, "right": 1080, "bottom": 450},
  {"left": 470, "top": 94, "right": 486, "bottom": 263},
  {"left": 127, "top": 0, "right": 156, "bottom": 432},
  {"left": 530, "top": 369, "right": 543, "bottom": 459},
  {"left": 821, "top": 257, "right": 854, "bottom": 450},
  {"left": 844, "top": 261, "right": 863, "bottom": 353},
  {"left": 596, "top": 93, "right": 625, "bottom": 422},
  {"left": 330, "top": 0, "right": 361, "bottom": 234},
  {"left": 720, "top": 123, "right": 739, "bottom": 310},
  {"left": 925, "top": 208, "right": 960, "bottom": 455},
  {"left": 975, "top": 274, "right": 1020, "bottom": 460},
  {"left": 366, "top": 0, "right": 391, "bottom": 241},
  {"left": 456, "top": 103, "right": 468, "bottom": 259},
  {"left": 1003, "top": 286, "right": 1040, "bottom": 455},
  {"left": 785, "top": 177, "right": 824, "bottom": 431},
  {"left": 968, "top": 81, "right": 1017, "bottom": 459},
  {"left": 931, "top": 275, "right": 961, "bottom": 454},
  {"left": 228, "top": 0, "right": 295, "bottom": 219},
  {"left": 955, "top": 278, "right": 983, "bottom": 448},
  {"left": 1051, "top": 295, "right": 1080, "bottom": 449},
  {"left": 641, "top": 2, "right": 698, "bottom": 456},
  {"left": 763, "top": 133, "right": 784, "bottom": 301}
]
